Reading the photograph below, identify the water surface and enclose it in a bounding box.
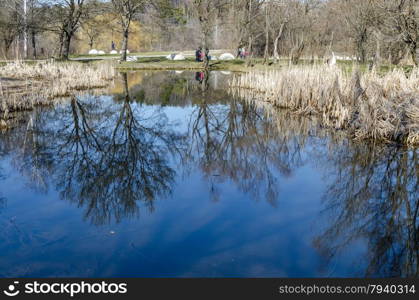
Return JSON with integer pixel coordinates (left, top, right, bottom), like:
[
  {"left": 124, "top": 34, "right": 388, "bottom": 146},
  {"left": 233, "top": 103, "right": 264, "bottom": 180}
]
[{"left": 0, "top": 71, "right": 417, "bottom": 277}]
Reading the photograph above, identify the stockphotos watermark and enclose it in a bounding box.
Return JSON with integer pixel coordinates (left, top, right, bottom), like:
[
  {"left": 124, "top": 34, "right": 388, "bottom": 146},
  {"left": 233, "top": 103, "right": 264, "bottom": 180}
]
[{"left": 2, "top": 281, "right": 128, "bottom": 297}]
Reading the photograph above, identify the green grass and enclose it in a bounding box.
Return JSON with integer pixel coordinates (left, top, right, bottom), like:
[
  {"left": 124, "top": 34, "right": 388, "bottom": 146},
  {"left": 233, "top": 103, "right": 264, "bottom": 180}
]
[
  {"left": 70, "top": 52, "right": 169, "bottom": 59},
  {"left": 70, "top": 49, "right": 228, "bottom": 59},
  {"left": 115, "top": 57, "right": 415, "bottom": 73},
  {"left": 2, "top": 55, "right": 414, "bottom": 75},
  {"left": 116, "top": 56, "right": 252, "bottom": 71},
  {"left": 70, "top": 50, "right": 192, "bottom": 59},
  {"left": 337, "top": 60, "right": 414, "bottom": 75}
]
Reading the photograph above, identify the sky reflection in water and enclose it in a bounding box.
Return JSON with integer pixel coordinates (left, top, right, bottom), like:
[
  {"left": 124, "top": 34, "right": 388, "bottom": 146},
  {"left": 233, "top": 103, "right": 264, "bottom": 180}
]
[{"left": 0, "top": 71, "right": 417, "bottom": 278}]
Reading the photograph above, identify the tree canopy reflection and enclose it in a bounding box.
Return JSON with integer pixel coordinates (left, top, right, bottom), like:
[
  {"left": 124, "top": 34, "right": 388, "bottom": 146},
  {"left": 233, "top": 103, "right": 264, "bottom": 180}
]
[
  {"left": 314, "top": 143, "right": 418, "bottom": 277},
  {"left": 2, "top": 74, "right": 186, "bottom": 225},
  {"left": 0, "top": 71, "right": 417, "bottom": 278}
]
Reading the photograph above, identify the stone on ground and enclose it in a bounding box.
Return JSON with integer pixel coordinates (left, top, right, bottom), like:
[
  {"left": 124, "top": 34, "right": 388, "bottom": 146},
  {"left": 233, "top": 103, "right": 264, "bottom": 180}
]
[
  {"left": 166, "top": 53, "right": 185, "bottom": 60},
  {"left": 219, "top": 53, "right": 235, "bottom": 60},
  {"left": 126, "top": 56, "right": 137, "bottom": 62},
  {"left": 173, "top": 54, "right": 185, "bottom": 61}
]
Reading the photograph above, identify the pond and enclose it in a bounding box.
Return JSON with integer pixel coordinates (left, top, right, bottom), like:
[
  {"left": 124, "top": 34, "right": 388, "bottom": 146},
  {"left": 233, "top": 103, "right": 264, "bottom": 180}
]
[{"left": 0, "top": 70, "right": 417, "bottom": 278}]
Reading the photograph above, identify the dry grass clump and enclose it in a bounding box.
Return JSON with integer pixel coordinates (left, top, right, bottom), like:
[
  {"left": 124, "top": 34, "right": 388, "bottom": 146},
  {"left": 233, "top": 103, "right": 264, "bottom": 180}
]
[
  {"left": 230, "top": 65, "right": 419, "bottom": 146},
  {"left": 0, "top": 61, "right": 115, "bottom": 116}
]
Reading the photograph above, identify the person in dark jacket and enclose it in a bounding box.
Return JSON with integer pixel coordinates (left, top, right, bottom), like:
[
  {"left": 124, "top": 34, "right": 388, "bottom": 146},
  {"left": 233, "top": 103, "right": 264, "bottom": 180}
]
[
  {"left": 196, "top": 47, "right": 203, "bottom": 62},
  {"left": 205, "top": 48, "right": 210, "bottom": 61}
]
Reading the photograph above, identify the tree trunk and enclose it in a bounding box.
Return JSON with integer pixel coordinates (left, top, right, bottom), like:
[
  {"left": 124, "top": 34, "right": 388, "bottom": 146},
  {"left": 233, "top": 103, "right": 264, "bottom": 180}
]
[
  {"left": 291, "top": 39, "right": 305, "bottom": 65},
  {"left": 88, "top": 37, "right": 94, "bottom": 50},
  {"left": 358, "top": 46, "right": 366, "bottom": 64},
  {"left": 23, "top": 0, "right": 28, "bottom": 59},
  {"left": 245, "top": 0, "right": 253, "bottom": 67},
  {"left": 31, "top": 30, "right": 37, "bottom": 58},
  {"left": 4, "top": 39, "right": 13, "bottom": 58},
  {"left": 58, "top": 30, "right": 65, "bottom": 58},
  {"left": 263, "top": 4, "right": 269, "bottom": 64},
  {"left": 273, "top": 23, "right": 285, "bottom": 64},
  {"left": 409, "top": 44, "right": 418, "bottom": 66},
  {"left": 245, "top": 36, "right": 253, "bottom": 67},
  {"left": 203, "top": 32, "right": 210, "bottom": 69},
  {"left": 14, "top": 39, "right": 19, "bottom": 60},
  {"left": 203, "top": 52, "right": 209, "bottom": 69},
  {"left": 121, "top": 27, "right": 129, "bottom": 61},
  {"left": 62, "top": 32, "right": 72, "bottom": 60},
  {"left": 357, "top": 30, "right": 367, "bottom": 64}
]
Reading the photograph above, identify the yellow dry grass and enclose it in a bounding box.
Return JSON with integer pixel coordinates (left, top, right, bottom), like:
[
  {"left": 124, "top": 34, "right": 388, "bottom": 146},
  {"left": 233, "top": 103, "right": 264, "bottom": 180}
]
[
  {"left": 230, "top": 65, "right": 419, "bottom": 146},
  {"left": 0, "top": 61, "right": 115, "bottom": 127}
]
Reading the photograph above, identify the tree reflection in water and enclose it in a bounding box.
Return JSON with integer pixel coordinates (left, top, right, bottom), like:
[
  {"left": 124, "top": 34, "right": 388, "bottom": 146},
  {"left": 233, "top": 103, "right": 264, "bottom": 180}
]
[
  {"left": 116, "top": 71, "right": 308, "bottom": 205},
  {"left": 0, "top": 71, "right": 417, "bottom": 277},
  {"left": 6, "top": 73, "right": 186, "bottom": 225},
  {"left": 233, "top": 96, "right": 418, "bottom": 277},
  {"left": 187, "top": 71, "right": 308, "bottom": 204},
  {"left": 0, "top": 166, "right": 5, "bottom": 212},
  {"left": 314, "top": 143, "right": 418, "bottom": 277}
]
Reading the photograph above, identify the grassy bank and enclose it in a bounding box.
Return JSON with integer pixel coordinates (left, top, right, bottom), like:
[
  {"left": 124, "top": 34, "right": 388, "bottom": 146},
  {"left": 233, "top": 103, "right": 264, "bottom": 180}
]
[
  {"left": 70, "top": 49, "right": 229, "bottom": 60},
  {"left": 2, "top": 59, "right": 417, "bottom": 145},
  {"left": 115, "top": 57, "right": 254, "bottom": 71},
  {"left": 0, "top": 61, "right": 115, "bottom": 128},
  {"left": 116, "top": 56, "right": 415, "bottom": 74},
  {"left": 230, "top": 65, "right": 419, "bottom": 146}
]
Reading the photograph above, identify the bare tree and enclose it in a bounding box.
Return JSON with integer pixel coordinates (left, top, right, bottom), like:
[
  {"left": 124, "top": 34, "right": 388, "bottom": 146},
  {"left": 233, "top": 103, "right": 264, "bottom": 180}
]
[
  {"left": 340, "top": 0, "right": 377, "bottom": 63},
  {"left": 0, "top": 1, "right": 22, "bottom": 58},
  {"left": 378, "top": 0, "right": 418, "bottom": 66},
  {"left": 46, "top": 0, "right": 86, "bottom": 59},
  {"left": 271, "top": 1, "right": 290, "bottom": 63},
  {"left": 191, "top": 0, "right": 228, "bottom": 68},
  {"left": 81, "top": 1, "right": 112, "bottom": 50},
  {"left": 111, "top": 0, "right": 147, "bottom": 61},
  {"left": 0, "top": 0, "right": 416, "bottom": 64}
]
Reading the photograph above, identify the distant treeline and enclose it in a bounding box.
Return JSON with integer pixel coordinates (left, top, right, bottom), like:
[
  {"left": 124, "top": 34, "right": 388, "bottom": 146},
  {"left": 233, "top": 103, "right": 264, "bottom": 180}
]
[{"left": 0, "top": 0, "right": 418, "bottom": 64}]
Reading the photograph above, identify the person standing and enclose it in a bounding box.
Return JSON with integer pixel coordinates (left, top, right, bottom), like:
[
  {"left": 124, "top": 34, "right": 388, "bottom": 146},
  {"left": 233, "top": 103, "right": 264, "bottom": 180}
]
[
  {"left": 205, "top": 48, "right": 210, "bottom": 61},
  {"left": 196, "top": 47, "right": 203, "bottom": 62}
]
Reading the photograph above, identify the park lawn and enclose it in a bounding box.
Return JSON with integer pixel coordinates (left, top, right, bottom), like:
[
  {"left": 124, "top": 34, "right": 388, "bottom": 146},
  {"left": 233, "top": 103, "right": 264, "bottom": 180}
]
[
  {"left": 116, "top": 57, "right": 293, "bottom": 71},
  {"left": 70, "top": 49, "right": 229, "bottom": 60},
  {"left": 116, "top": 57, "right": 414, "bottom": 73},
  {"left": 114, "top": 57, "right": 244, "bottom": 71},
  {"left": 1, "top": 56, "right": 413, "bottom": 75},
  {"left": 70, "top": 51, "right": 178, "bottom": 59}
]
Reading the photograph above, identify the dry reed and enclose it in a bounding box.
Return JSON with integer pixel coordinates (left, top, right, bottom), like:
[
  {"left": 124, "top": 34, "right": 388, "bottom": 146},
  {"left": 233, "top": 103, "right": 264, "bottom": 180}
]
[
  {"left": 230, "top": 65, "right": 419, "bottom": 146},
  {"left": 0, "top": 61, "right": 115, "bottom": 126}
]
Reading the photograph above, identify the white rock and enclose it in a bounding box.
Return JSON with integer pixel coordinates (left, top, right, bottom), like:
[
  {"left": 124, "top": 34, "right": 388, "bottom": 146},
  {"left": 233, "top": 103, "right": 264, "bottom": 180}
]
[
  {"left": 97, "top": 50, "right": 105, "bottom": 55},
  {"left": 88, "top": 49, "right": 98, "bottom": 55},
  {"left": 328, "top": 52, "right": 336, "bottom": 66},
  {"left": 219, "top": 53, "right": 235, "bottom": 60},
  {"left": 173, "top": 54, "right": 185, "bottom": 61},
  {"left": 120, "top": 50, "right": 130, "bottom": 54},
  {"left": 210, "top": 56, "right": 218, "bottom": 60},
  {"left": 126, "top": 56, "right": 137, "bottom": 62},
  {"left": 167, "top": 53, "right": 185, "bottom": 60},
  {"left": 110, "top": 50, "right": 118, "bottom": 54}
]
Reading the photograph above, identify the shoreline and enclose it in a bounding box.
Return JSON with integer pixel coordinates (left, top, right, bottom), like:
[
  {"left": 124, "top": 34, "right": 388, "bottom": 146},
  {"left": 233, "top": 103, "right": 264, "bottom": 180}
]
[
  {"left": 1, "top": 60, "right": 418, "bottom": 147},
  {"left": 230, "top": 65, "right": 419, "bottom": 146}
]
